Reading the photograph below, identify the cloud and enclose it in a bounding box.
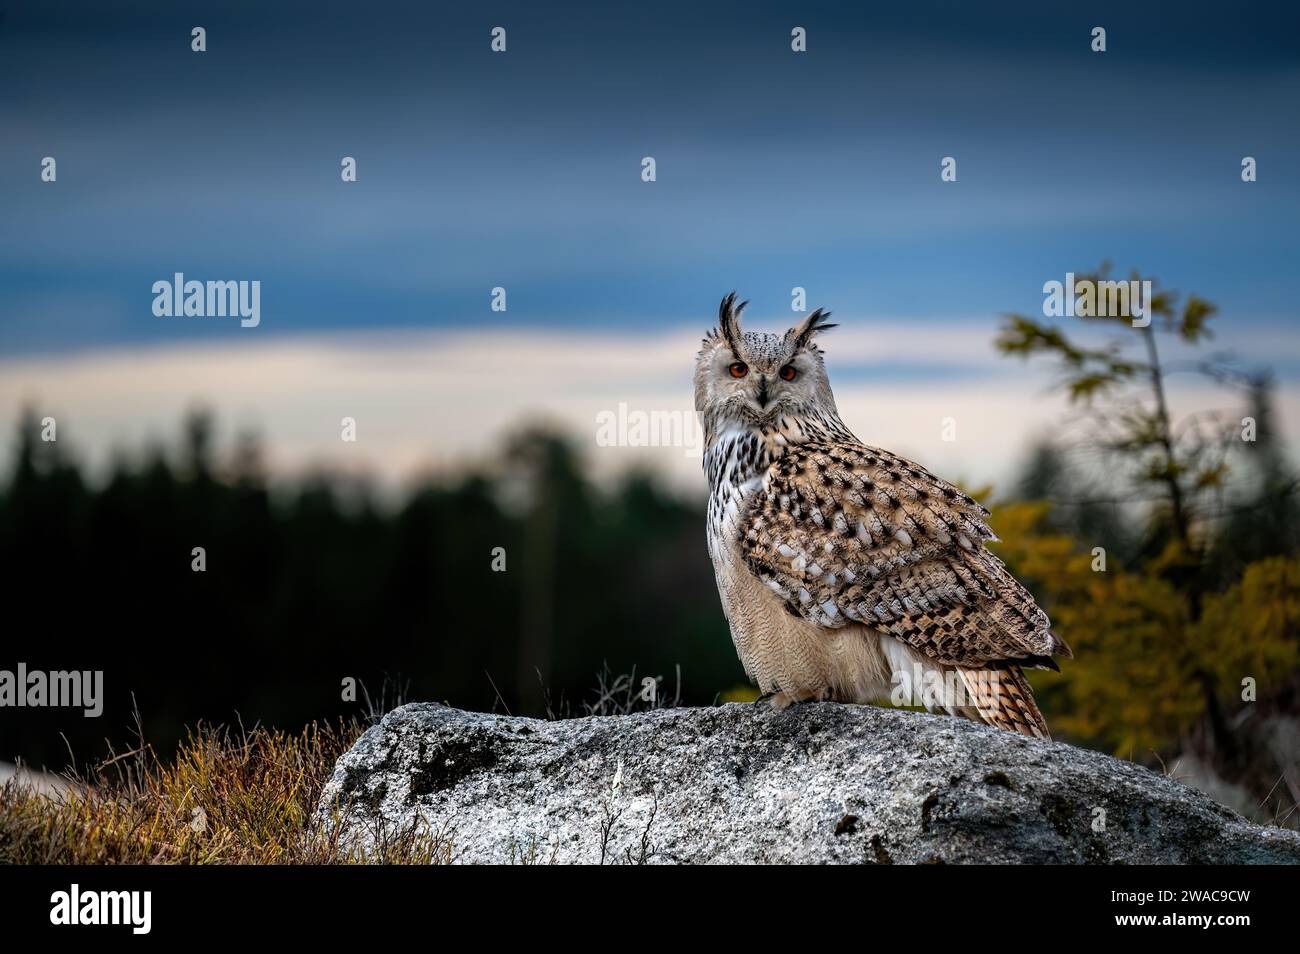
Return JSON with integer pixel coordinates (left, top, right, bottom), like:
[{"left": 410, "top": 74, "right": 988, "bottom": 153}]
[{"left": 3, "top": 323, "right": 1296, "bottom": 500}]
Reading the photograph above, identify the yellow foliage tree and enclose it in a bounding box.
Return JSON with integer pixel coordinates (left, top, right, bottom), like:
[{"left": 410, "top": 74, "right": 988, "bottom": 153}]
[{"left": 993, "top": 268, "right": 1299, "bottom": 793}]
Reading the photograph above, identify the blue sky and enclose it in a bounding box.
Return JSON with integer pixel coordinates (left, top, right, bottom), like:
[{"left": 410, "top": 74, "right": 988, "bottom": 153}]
[{"left": 2, "top": 0, "right": 1297, "bottom": 354}]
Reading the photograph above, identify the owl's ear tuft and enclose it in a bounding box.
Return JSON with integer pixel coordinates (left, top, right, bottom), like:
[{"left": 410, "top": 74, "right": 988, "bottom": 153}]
[
  {"left": 699, "top": 323, "right": 729, "bottom": 352},
  {"left": 718, "top": 292, "right": 747, "bottom": 354},
  {"left": 787, "top": 308, "right": 837, "bottom": 351}
]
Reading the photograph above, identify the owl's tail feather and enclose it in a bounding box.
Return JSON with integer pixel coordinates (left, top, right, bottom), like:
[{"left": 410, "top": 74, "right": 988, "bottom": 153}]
[{"left": 957, "top": 665, "right": 1050, "bottom": 740}]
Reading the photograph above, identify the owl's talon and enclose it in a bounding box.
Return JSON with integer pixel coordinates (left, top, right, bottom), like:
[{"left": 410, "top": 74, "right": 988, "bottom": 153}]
[{"left": 768, "top": 687, "right": 832, "bottom": 709}]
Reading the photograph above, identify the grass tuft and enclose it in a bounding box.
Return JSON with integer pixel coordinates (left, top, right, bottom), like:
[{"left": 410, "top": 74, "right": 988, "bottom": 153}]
[{"left": 0, "top": 719, "right": 449, "bottom": 865}]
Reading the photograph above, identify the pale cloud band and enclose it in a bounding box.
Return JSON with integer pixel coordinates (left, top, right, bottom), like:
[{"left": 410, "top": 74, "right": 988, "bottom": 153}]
[{"left": 2, "top": 320, "right": 1295, "bottom": 499}]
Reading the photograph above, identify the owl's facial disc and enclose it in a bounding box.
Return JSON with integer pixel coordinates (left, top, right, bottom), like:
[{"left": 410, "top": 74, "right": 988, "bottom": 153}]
[
  {"left": 720, "top": 343, "right": 813, "bottom": 422},
  {"left": 695, "top": 296, "right": 837, "bottom": 432}
]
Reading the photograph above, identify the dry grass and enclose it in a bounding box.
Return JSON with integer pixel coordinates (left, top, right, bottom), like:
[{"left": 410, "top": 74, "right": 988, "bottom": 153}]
[{"left": 0, "top": 719, "right": 450, "bottom": 864}]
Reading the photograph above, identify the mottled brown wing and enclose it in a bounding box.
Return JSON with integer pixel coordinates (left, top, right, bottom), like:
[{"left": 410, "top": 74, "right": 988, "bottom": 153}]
[{"left": 739, "top": 441, "right": 1062, "bottom": 669}]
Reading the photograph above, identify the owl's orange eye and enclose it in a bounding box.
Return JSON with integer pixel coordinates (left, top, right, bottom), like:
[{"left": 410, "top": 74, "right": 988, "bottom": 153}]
[
  {"left": 729, "top": 362, "right": 749, "bottom": 378},
  {"left": 779, "top": 364, "right": 798, "bottom": 382}
]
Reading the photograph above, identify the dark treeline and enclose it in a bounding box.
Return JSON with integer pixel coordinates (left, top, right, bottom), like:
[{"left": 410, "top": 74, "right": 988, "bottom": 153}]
[{"left": 0, "top": 410, "right": 741, "bottom": 770}]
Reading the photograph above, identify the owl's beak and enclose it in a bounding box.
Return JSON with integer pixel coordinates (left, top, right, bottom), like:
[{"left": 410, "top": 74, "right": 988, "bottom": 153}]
[{"left": 754, "top": 375, "right": 770, "bottom": 409}]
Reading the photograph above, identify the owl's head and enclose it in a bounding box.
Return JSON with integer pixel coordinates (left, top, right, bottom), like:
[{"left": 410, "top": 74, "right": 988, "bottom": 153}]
[{"left": 694, "top": 292, "right": 839, "bottom": 432}]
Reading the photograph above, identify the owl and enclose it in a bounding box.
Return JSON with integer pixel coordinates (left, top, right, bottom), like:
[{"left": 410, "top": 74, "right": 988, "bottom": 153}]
[{"left": 694, "top": 293, "right": 1070, "bottom": 738}]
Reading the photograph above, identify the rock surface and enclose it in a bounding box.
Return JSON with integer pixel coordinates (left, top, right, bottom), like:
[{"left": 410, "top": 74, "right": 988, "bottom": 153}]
[{"left": 317, "top": 702, "right": 1300, "bottom": 864}]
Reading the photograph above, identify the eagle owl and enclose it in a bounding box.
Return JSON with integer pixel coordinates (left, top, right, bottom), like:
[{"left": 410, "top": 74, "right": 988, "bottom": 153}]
[{"left": 695, "top": 293, "right": 1070, "bottom": 738}]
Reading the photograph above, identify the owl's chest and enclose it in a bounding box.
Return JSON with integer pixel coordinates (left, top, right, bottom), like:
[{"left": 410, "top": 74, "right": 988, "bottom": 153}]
[
  {"left": 705, "top": 439, "right": 800, "bottom": 676},
  {"left": 707, "top": 482, "right": 833, "bottom": 690},
  {"left": 704, "top": 435, "right": 770, "bottom": 566}
]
